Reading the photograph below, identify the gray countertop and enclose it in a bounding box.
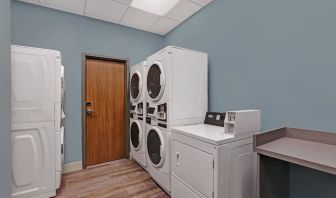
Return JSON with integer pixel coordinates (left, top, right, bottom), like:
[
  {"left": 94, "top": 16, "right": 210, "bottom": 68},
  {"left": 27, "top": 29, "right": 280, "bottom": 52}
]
[{"left": 254, "top": 127, "right": 336, "bottom": 175}]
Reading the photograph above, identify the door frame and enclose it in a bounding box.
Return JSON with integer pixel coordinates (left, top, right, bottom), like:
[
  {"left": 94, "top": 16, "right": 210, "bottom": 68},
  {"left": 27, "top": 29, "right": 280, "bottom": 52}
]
[{"left": 81, "top": 53, "right": 129, "bottom": 169}]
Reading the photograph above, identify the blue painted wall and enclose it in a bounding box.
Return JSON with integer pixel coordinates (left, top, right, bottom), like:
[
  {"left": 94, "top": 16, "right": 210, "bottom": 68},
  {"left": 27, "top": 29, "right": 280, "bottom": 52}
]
[
  {"left": 165, "top": 0, "right": 336, "bottom": 132},
  {"left": 11, "top": 1, "right": 164, "bottom": 164},
  {"left": 10, "top": 0, "right": 336, "bottom": 196},
  {"left": 0, "top": 0, "right": 12, "bottom": 197},
  {"left": 164, "top": 0, "right": 336, "bottom": 197}
]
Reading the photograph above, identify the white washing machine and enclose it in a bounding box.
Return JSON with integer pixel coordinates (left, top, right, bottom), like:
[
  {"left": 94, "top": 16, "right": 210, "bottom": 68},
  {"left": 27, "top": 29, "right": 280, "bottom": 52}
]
[
  {"left": 130, "top": 117, "right": 146, "bottom": 167},
  {"left": 130, "top": 61, "right": 147, "bottom": 167},
  {"left": 145, "top": 46, "right": 208, "bottom": 131},
  {"left": 145, "top": 123, "right": 171, "bottom": 193},
  {"left": 170, "top": 111, "right": 260, "bottom": 198},
  {"left": 56, "top": 65, "right": 65, "bottom": 189}
]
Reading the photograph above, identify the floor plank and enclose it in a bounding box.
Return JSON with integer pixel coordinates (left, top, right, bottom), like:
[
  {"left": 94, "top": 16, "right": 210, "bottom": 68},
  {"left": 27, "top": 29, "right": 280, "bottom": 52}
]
[{"left": 57, "top": 159, "right": 170, "bottom": 198}]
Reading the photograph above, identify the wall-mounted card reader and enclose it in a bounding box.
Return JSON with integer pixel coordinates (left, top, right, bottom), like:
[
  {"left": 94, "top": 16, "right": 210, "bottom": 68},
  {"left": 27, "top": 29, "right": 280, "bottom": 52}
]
[
  {"left": 137, "top": 103, "right": 143, "bottom": 115},
  {"left": 158, "top": 103, "right": 167, "bottom": 121},
  {"left": 224, "top": 110, "right": 260, "bottom": 135}
]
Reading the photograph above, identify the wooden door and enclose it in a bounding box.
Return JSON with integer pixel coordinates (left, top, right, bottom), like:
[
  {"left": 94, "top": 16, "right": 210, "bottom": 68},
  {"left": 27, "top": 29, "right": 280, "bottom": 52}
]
[{"left": 85, "top": 58, "right": 126, "bottom": 166}]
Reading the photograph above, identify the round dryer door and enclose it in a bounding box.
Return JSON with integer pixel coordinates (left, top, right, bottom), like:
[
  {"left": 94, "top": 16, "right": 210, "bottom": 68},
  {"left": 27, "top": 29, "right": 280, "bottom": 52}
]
[
  {"left": 147, "top": 127, "right": 165, "bottom": 167},
  {"left": 130, "top": 121, "right": 142, "bottom": 151},
  {"left": 147, "top": 62, "right": 165, "bottom": 102},
  {"left": 130, "top": 71, "right": 142, "bottom": 101}
]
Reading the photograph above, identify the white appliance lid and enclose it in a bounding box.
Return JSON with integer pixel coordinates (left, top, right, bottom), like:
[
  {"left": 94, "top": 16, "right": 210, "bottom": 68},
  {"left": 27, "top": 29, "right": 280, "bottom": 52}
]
[{"left": 172, "top": 124, "right": 251, "bottom": 145}]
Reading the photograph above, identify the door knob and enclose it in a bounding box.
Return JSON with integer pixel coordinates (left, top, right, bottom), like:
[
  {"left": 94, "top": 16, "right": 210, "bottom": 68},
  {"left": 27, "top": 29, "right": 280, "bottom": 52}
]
[{"left": 86, "top": 109, "right": 94, "bottom": 115}]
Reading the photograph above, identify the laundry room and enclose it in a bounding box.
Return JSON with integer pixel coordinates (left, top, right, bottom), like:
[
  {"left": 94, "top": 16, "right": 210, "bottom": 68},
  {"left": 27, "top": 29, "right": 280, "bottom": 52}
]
[{"left": 1, "top": 0, "right": 336, "bottom": 198}]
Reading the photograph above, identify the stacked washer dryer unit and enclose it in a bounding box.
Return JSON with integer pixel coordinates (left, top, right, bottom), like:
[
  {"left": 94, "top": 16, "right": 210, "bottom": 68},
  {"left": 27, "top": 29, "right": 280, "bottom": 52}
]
[
  {"left": 11, "top": 45, "right": 65, "bottom": 198},
  {"left": 145, "top": 46, "right": 208, "bottom": 194},
  {"left": 130, "top": 61, "right": 147, "bottom": 168}
]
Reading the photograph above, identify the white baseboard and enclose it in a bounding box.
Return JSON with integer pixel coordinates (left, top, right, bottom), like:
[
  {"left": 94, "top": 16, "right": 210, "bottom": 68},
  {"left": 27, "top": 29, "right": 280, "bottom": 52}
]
[{"left": 63, "top": 161, "right": 83, "bottom": 173}]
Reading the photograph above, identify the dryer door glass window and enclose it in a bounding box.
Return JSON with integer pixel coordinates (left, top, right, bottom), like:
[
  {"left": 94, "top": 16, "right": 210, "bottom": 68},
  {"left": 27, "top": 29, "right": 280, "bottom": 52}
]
[
  {"left": 131, "top": 73, "right": 140, "bottom": 100},
  {"left": 130, "top": 122, "right": 140, "bottom": 149},
  {"left": 147, "top": 129, "right": 162, "bottom": 165},
  {"left": 147, "top": 64, "right": 162, "bottom": 100}
]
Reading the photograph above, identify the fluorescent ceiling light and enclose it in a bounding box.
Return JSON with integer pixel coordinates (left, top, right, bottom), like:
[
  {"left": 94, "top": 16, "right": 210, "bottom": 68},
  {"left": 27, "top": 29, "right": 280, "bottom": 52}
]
[{"left": 131, "top": 0, "right": 180, "bottom": 16}]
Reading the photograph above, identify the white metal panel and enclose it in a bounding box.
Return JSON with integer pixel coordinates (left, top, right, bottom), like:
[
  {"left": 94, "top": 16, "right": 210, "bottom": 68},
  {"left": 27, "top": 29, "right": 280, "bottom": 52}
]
[
  {"left": 55, "top": 102, "right": 61, "bottom": 131},
  {"left": 55, "top": 130, "right": 62, "bottom": 189},
  {"left": 172, "top": 47, "right": 208, "bottom": 121},
  {"left": 189, "top": 0, "right": 213, "bottom": 7},
  {"left": 60, "top": 126, "right": 64, "bottom": 172},
  {"left": 171, "top": 176, "right": 203, "bottom": 198},
  {"left": 40, "top": 0, "right": 86, "bottom": 15},
  {"left": 56, "top": 172, "right": 61, "bottom": 189},
  {"left": 120, "top": 7, "right": 160, "bottom": 30},
  {"left": 149, "top": 17, "right": 180, "bottom": 35},
  {"left": 11, "top": 46, "right": 59, "bottom": 124},
  {"left": 55, "top": 131, "right": 61, "bottom": 172},
  {"left": 171, "top": 140, "right": 213, "bottom": 198},
  {"left": 12, "top": 122, "right": 55, "bottom": 198},
  {"left": 218, "top": 137, "right": 255, "bottom": 198},
  {"left": 166, "top": 0, "right": 202, "bottom": 22},
  {"left": 85, "top": 0, "right": 128, "bottom": 23}
]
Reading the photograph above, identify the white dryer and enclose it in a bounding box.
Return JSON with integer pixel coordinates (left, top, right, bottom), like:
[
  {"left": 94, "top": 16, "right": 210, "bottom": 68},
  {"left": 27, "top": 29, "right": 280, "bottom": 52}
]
[
  {"left": 130, "top": 61, "right": 147, "bottom": 167},
  {"left": 145, "top": 46, "right": 208, "bottom": 131},
  {"left": 11, "top": 45, "right": 64, "bottom": 198},
  {"left": 145, "top": 46, "right": 208, "bottom": 194},
  {"left": 145, "top": 123, "right": 171, "bottom": 193},
  {"left": 130, "top": 61, "right": 146, "bottom": 114}
]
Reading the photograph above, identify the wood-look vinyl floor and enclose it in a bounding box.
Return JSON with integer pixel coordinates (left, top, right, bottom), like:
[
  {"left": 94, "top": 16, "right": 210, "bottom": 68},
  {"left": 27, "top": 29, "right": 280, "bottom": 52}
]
[{"left": 56, "top": 159, "right": 170, "bottom": 198}]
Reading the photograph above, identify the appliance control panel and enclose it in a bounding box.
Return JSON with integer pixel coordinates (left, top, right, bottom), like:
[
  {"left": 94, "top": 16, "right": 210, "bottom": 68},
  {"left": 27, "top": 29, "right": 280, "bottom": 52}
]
[
  {"left": 204, "top": 112, "right": 226, "bottom": 127},
  {"left": 146, "top": 103, "right": 168, "bottom": 129}
]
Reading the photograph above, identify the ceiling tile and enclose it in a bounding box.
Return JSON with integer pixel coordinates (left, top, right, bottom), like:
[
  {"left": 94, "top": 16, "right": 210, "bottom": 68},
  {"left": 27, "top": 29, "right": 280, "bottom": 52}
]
[
  {"left": 120, "top": 7, "right": 160, "bottom": 30},
  {"left": 166, "top": 0, "right": 202, "bottom": 22},
  {"left": 188, "top": 0, "right": 213, "bottom": 7},
  {"left": 149, "top": 17, "right": 180, "bottom": 35},
  {"left": 85, "top": 0, "right": 128, "bottom": 23},
  {"left": 40, "top": 0, "right": 86, "bottom": 15},
  {"left": 18, "top": 0, "right": 40, "bottom": 5},
  {"left": 113, "top": 0, "right": 133, "bottom": 5}
]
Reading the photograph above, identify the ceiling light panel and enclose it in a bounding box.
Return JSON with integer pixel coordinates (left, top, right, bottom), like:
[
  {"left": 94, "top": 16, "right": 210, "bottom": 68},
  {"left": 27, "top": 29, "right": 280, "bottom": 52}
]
[{"left": 131, "top": 0, "right": 181, "bottom": 16}]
